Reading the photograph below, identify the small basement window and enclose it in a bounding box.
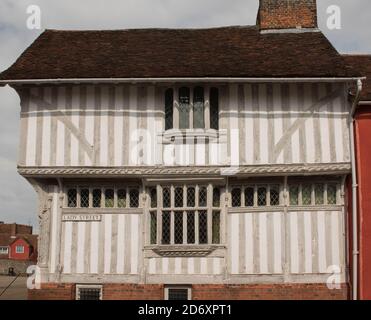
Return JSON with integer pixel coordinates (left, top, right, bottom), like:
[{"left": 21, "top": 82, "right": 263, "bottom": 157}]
[
  {"left": 76, "top": 285, "right": 102, "bottom": 300},
  {"left": 165, "top": 286, "right": 191, "bottom": 300}
]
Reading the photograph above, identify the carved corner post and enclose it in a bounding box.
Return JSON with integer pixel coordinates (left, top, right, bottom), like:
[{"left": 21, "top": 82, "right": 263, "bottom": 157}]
[{"left": 28, "top": 178, "right": 52, "bottom": 280}]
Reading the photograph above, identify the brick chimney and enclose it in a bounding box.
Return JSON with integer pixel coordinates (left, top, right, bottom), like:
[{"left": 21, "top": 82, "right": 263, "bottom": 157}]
[{"left": 257, "top": 0, "right": 318, "bottom": 30}]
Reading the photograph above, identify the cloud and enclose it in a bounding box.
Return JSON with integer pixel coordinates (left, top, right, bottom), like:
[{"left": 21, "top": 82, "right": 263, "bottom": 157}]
[{"left": 0, "top": 0, "right": 370, "bottom": 231}]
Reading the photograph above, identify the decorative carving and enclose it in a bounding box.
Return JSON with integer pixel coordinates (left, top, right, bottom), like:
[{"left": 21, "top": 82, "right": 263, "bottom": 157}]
[
  {"left": 18, "top": 163, "right": 351, "bottom": 177},
  {"left": 38, "top": 194, "right": 52, "bottom": 267},
  {"left": 152, "top": 246, "right": 216, "bottom": 257}
]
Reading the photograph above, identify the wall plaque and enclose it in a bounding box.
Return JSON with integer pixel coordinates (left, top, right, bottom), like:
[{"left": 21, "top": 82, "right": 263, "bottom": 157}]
[{"left": 62, "top": 214, "right": 102, "bottom": 222}]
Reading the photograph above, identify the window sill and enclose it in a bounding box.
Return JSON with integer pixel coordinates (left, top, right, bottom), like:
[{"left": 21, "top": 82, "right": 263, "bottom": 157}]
[
  {"left": 160, "top": 129, "right": 226, "bottom": 144},
  {"left": 145, "top": 245, "right": 225, "bottom": 257},
  {"left": 62, "top": 207, "right": 143, "bottom": 214}
]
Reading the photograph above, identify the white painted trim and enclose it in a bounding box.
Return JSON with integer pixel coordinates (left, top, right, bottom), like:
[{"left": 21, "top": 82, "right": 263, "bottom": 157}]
[{"left": 1, "top": 77, "right": 365, "bottom": 85}]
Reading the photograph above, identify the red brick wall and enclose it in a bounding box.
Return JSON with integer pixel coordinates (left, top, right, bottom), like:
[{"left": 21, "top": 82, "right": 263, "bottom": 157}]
[
  {"left": 258, "top": 0, "right": 317, "bottom": 30},
  {"left": 192, "top": 284, "right": 349, "bottom": 300},
  {"left": 29, "top": 284, "right": 76, "bottom": 300},
  {"left": 28, "top": 283, "right": 348, "bottom": 300}
]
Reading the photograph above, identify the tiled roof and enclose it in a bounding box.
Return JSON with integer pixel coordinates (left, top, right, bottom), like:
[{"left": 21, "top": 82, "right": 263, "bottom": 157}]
[
  {"left": 0, "top": 27, "right": 360, "bottom": 81},
  {"left": 343, "top": 55, "right": 371, "bottom": 101}
]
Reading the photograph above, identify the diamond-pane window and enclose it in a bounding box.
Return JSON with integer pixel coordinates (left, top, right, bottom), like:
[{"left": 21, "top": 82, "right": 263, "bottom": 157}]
[
  {"left": 302, "top": 184, "right": 312, "bottom": 205},
  {"left": 129, "top": 189, "right": 139, "bottom": 208},
  {"left": 231, "top": 188, "right": 241, "bottom": 207},
  {"left": 193, "top": 86, "right": 205, "bottom": 129},
  {"left": 245, "top": 187, "right": 254, "bottom": 207},
  {"left": 92, "top": 189, "right": 101, "bottom": 208},
  {"left": 212, "top": 211, "right": 220, "bottom": 244},
  {"left": 270, "top": 185, "right": 280, "bottom": 206},
  {"left": 315, "top": 184, "right": 324, "bottom": 205},
  {"left": 80, "top": 189, "right": 89, "bottom": 208},
  {"left": 150, "top": 212, "right": 157, "bottom": 245},
  {"left": 210, "top": 87, "right": 219, "bottom": 130},
  {"left": 199, "top": 187, "right": 207, "bottom": 207},
  {"left": 165, "top": 88, "right": 173, "bottom": 131},
  {"left": 187, "top": 187, "right": 195, "bottom": 207},
  {"left": 150, "top": 188, "right": 157, "bottom": 208},
  {"left": 179, "top": 87, "right": 190, "bottom": 129},
  {"left": 258, "top": 187, "right": 267, "bottom": 206},
  {"left": 174, "top": 212, "right": 183, "bottom": 244},
  {"left": 289, "top": 185, "right": 299, "bottom": 206},
  {"left": 117, "top": 189, "right": 126, "bottom": 208},
  {"left": 105, "top": 189, "right": 114, "bottom": 208},
  {"left": 187, "top": 211, "right": 195, "bottom": 244},
  {"left": 199, "top": 211, "right": 208, "bottom": 244},
  {"left": 213, "top": 187, "right": 220, "bottom": 207},
  {"left": 162, "top": 211, "right": 171, "bottom": 244},
  {"left": 327, "top": 184, "right": 337, "bottom": 205},
  {"left": 163, "top": 188, "right": 171, "bottom": 208},
  {"left": 175, "top": 187, "right": 184, "bottom": 208},
  {"left": 67, "top": 189, "right": 77, "bottom": 207}
]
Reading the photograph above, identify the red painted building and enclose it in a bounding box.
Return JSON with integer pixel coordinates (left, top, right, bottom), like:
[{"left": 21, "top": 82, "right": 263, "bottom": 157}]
[
  {"left": 343, "top": 55, "right": 371, "bottom": 300},
  {"left": 0, "top": 222, "right": 38, "bottom": 266}
]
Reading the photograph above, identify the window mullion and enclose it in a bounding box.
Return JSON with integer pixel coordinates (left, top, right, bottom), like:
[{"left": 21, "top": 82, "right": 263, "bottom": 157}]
[
  {"left": 324, "top": 183, "right": 328, "bottom": 205},
  {"left": 205, "top": 86, "right": 210, "bottom": 130},
  {"left": 170, "top": 210, "right": 175, "bottom": 245},
  {"left": 253, "top": 185, "right": 258, "bottom": 207},
  {"left": 311, "top": 184, "right": 315, "bottom": 206},
  {"left": 190, "top": 87, "right": 194, "bottom": 130},
  {"left": 157, "top": 185, "right": 162, "bottom": 245},
  {"left": 195, "top": 210, "right": 199, "bottom": 245},
  {"left": 267, "top": 185, "right": 271, "bottom": 207},
  {"left": 207, "top": 184, "right": 213, "bottom": 244},
  {"left": 298, "top": 184, "right": 303, "bottom": 206},
  {"left": 183, "top": 210, "right": 187, "bottom": 245}
]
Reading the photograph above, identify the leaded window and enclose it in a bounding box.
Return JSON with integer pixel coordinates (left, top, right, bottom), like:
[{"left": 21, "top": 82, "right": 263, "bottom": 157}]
[
  {"left": 315, "top": 184, "right": 324, "bottom": 205},
  {"left": 179, "top": 87, "right": 190, "bottom": 129},
  {"left": 193, "top": 86, "right": 205, "bottom": 129},
  {"left": 302, "top": 184, "right": 312, "bottom": 205},
  {"left": 129, "top": 189, "right": 139, "bottom": 208},
  {"left": 164, "top": 86, "right": 219, "bottom": 130},
  {"left": 80, "top": 189, "right": 89, "bottom": 208},
  {"left": 210, "top": 87, "right": 219, "bottom": 130},
  {"left": 327, "top": 184, "right": 337, "bottom": 205},
  {"left": 270, "top": 185, "right": 280, "bottom": 206},
  {"left": 150, "top": 188, "right": 157, "bottom": 208},
  {"left": 231, "top": 188, "right": 241, "bottom": 207},
  {"left": 165, "top": 88, "right": 173, "bottom": 130},
  {"left": 67, "top": 189, "right": 77, "bottom": 207},
  {"left": 150, "top": 185, "right": 221, "bottom": 246},
  {"left": 288, "top": 182, "right": 339, "bottom": 206},
  {"left": 289, "top": 185, "right": 299, "bottom": 206},
  {"left": 117, "top": 189, "right": 126, "bottom": 208},
  {"left": 245, "top": 187, "right": 254, "bottom": 207},
  {"left": 104, "top": 189, "right": 114, "bottom": 208},
  {"left": 257, "top": 187, "right": 267, "bottom": 206},
  {"left": 92, "top": 189, "right": 101, "bottom": 208}
]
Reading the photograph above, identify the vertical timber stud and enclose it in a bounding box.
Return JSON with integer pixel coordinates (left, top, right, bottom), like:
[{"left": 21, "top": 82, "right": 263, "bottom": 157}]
[{"left": 283, "top": 176, "right": 289, "bottom": 280}]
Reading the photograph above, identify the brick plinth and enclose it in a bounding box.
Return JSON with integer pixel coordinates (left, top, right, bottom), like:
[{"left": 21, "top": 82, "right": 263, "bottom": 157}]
[{"left": 28, "top": 283, "right": 349, "bottom": 300}]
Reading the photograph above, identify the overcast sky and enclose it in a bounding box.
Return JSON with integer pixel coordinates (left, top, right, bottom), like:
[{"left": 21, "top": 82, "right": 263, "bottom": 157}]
[{"left": 0, "top": 0, "right": 370, "bottom": 232}]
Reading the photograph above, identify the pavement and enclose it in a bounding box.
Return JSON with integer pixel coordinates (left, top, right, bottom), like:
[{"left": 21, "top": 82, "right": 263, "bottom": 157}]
[{"left": 0, "top": 275, "right": 28, "bottom": 300}]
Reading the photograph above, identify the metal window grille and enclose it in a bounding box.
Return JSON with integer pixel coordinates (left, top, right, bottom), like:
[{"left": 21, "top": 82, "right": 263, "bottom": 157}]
[
  {"left": 117, "top": 189, "right": 126, "bottom": 208},
  {"left": 270, "top": 185, "right": 280, "bottom": 206},
  {"left": 212, "top": 211, "right": 220, "bottom": 244},
  {"left": 150, "top": 212, "right": 157, "bottom": 245},
  {"left": 92, "top": 189, "right": 101, "bottom": 208},
  {"left": 150, "top": 188, "right": 157, "bottom": 208},
  {"left": 231, "top": 188, "right": 241, "bottom": 207},
  {"left": 244, "top": 187, "right": 254, "bottom": 207},
  {"left": 67, "top": 189, "right": 77, "bottom": 207},
  {"left": 315, "top": 184, "right": 324, "bottom": 205},
  {"left": 187, "top": 187, "right": 195, "bottom": 207},
  {"left": 187, "top": 211, "right": 195, "bottom": 244},
  {"left": 105, "top": 189, "right": 114, "bottom": 208},
  {"left": 199, "top": 187, "right": 207, "bottom": 207},
  {"left": 257, "top": 187, "right": 267, "bottom": 206},
  {"left": 80, "top": 189, "right": 89, "bottom": 208},
  {"left": 198, "top": 211, "right": 208, "bottom": 244},
  {"left": 302, "top": 184, "right": 312, "bottom": 205},
  {"left": 163, "top": 188, "right": 171, "bottom": 208},
  {"left": 167, "top": 288, "right": 189, "bottom": 300},
  {"left": 210, "top": 87, "right": 219, "bottom": 130},
  {"left": 213, "top": 187, "right": 220, "bottom": 207},
  {"left": 174, "top": 212, "right": 183, "bottom": 244},
  {"left": 327, "top": 184, "right": 337, "bottom": 205},
  {"left": 175, "top": 187, "right": 184, "bottom": 208},
  {"left": 129, "top": 189, "right": 139, "bottom": 208},
  {"left": 77, "top": 287, "right": 102, "bottom": 300},
  {"left": 289, "top": 185, "right": 299, "bottom": 205},
  {"left": 162, "top": 211, "right": 171, "bottom": 245}
]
